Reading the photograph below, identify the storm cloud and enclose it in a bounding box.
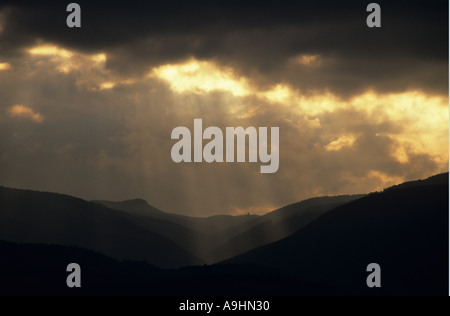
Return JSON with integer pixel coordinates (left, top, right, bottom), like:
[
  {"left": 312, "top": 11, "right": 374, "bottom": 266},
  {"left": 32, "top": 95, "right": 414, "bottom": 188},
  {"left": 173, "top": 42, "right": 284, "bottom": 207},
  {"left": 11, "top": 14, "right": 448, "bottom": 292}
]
[{"left": 0, "top": 1, "right": 448, "bottom": 216}]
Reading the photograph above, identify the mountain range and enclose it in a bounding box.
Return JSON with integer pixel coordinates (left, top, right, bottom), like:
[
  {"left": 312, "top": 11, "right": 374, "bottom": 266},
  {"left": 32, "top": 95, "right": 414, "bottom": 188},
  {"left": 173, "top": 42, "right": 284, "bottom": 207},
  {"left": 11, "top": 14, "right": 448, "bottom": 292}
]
[
  {"left": 226, "top": 173, "right": 449, "bottom": 295},
  {"left": 93, "top": 194, "right": 361, "bottom": 263},
  {"left": 0, "top": 187, "right": 200, "bottom": 268},
  {"left": 0, "top": 172, "right": 448, "bottom": 295}
]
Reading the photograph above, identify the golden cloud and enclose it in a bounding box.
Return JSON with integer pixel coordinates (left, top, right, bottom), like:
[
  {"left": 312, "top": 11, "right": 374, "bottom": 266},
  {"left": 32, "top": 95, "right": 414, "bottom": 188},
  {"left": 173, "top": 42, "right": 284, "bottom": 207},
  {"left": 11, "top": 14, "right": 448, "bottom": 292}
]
[
  {"left": 26, "top": 44, "right": 117, "bottom": 90},
  {"left": 99, "top": 82, "right": 116, "bottom": 90},
  {"left": 151, "top": 59, "right": 252, "bottom": 97},
  {"left": 12, "top": 48, "right": 449, "bottom": 195},
  {"left": 26, "top": 44, "right": 137, "bottom": 91},
  {"left": 151, "top": 58, "right": 448, "bottom": 179},
  {"left": 325, "top": 135, "right": 357, "bottom": 151},
  {"left": 351, "top": 91, "right": 448, "bottom": 163},
  {"left": 28, "top": 45, "right": 73, "bottom": 58},
  {"left": 0, "top": 62, "right": 11, "bottom": 71},
  {"left": 292, "top": 54, "right": 322, "bottom": 67},
  {"left": 8, "top": 105, "right": 44, "bottom": 123},
  {"left": 262, "top": 84, "right": 293, "bottom": 103},
  {"left": 28, "top": 44, "right": 90, "bottom": 74}
]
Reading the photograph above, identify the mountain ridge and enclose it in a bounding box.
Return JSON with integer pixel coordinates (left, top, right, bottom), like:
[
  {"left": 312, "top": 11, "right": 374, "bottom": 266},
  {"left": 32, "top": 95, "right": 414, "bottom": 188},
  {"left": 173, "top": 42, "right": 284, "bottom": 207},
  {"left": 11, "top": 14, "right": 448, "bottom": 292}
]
[
  {"left": 0, "top": 186, "right": 201, "bottom": 268},
  {"left": 225, "top": 173, "right": 449, "bottom": 295},
  {"left": 207, "top": 194, "right": 364, "bottom": 263}
]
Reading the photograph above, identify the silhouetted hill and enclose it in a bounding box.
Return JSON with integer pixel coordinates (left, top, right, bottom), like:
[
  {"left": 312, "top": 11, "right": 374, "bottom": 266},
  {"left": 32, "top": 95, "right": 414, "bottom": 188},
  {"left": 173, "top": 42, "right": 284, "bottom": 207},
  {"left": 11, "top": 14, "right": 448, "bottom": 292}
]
[
  {"left": 95, "top": 196, "right": 364, "bottom": 264},
  {"left": 208, "top": 195, "right": 363, "bottom": 263},
  {"left": 102, "top": 209, "right": 222, "bottom": 262},
  {"left": 226, "top": 174, "right": 449, "bottom": 295},
  {"left": 92, "top": 199, "right": 164, "bottom": 217},
  {"left": 94, "top": 199, "right": 221, "bottom": 261},
  {"left": 384, "top": 172, "right": 448, "bottom": 191},
  {"left": 94, "top": 199, "right": 264, "bottom": 237},
  {"left": 0, "top": 239, "right": 161, "bottom": 296},
  {"left": 1, "top": 187, "right": 362, "bottom": 268},
  {"left": 94, "top": 199, "right": 267, "bottom": 262},
  {"left": 0, "top": 240, "right": 338, "bottom": 296},
  {"left": 0, "top": 187, "right": 200, "bottom": 268},
  {"left": 1, "top": 173, "right": 447, "bottom": 295}
]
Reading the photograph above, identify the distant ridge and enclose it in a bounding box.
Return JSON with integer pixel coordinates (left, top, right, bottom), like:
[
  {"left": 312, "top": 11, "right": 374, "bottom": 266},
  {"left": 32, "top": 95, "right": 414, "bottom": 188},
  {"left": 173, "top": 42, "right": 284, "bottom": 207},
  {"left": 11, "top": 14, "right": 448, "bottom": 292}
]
[
  {"left": 92, "top": 198, "right": 164, "bottom": 217},
  {"left": 0, "top": 187, "right": 201, "bottom": 268},
  {"left": 207, "top": 195, "right": 364, "bottom": 263},
  {"left": 225, "top": 172, "right": 449, "bottom": 295},
  {"left": 0, "top": 171, "right": 447, "bottom": 292},
  {"left": 94, "top": 195, "right": 366, "bottom": 263}
]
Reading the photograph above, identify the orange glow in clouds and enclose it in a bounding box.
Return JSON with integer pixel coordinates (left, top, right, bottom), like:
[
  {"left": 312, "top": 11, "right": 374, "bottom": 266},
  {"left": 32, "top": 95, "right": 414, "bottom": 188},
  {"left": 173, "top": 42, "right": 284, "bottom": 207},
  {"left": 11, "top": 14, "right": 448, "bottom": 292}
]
[
  {"left": 0, "top": 62, "right": 11, "bottom": 70},
  {"left": 152, "top": 58, "right": 449, "bottom": 178},
  {"left": 16, "top": 46, "right": 449, "bottom": 188},
  {"left": 8, "top": 105, "right": 44, "bottom": 123}
]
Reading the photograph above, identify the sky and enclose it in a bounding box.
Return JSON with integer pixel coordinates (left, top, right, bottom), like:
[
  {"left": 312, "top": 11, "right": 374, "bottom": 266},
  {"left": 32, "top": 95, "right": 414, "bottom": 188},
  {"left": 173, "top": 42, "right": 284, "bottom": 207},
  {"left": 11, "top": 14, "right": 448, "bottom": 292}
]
[{"left": 0, "top": 0, "right": 448, "bottom": 216}]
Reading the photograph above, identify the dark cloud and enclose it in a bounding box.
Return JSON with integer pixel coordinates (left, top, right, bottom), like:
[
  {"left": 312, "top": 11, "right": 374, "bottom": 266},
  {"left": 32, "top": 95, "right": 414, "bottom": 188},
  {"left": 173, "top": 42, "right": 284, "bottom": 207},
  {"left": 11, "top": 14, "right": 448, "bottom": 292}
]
[
  {"left": 0, "top": 1, "right": 447, "bottom": 216},
  {"left": 1, "top": 1, "right": 447, "bottom": 96}
]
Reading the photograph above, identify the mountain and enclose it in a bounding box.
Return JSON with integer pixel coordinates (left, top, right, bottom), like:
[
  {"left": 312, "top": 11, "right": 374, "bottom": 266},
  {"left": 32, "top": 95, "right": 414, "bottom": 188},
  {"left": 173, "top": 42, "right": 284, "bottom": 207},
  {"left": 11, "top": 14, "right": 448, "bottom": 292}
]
[
  {"left": 0, "top": 239, "right": 161, "bottom": 296},
  {"left": 208, "top": 195, "right": 363, "bottom": 263},
  {"left": 226, "top": 173, "right": 449, "bottom": 295},
  {"left": 0, "top": 240, "right": 338, "bottom": 296},
  {"left": 93, "top": 199, "right": 218, "bottom": 261},
  {"left": 0, "top": 186, "right": 361, "bottom": 268},
  {"left": 0, "top": 173, "right": 447, "bottom": 295},
  {"left": 384, "top": 172, "right": 448, "bottom": 191},
  {"left": 93, "top": 199, "right": 267, "bottom": 262},
  {"left": 93, "top": 199, "right": 264, "bottom": 236},
  {"left": 92, "top": 199, "right": 164, "bottom": 217},
  {"left": 94, "top": 196, "right": 364, "bottom": 263},
  {"left": 0, "top": 187, "right": 200, "bottom": 268}
]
